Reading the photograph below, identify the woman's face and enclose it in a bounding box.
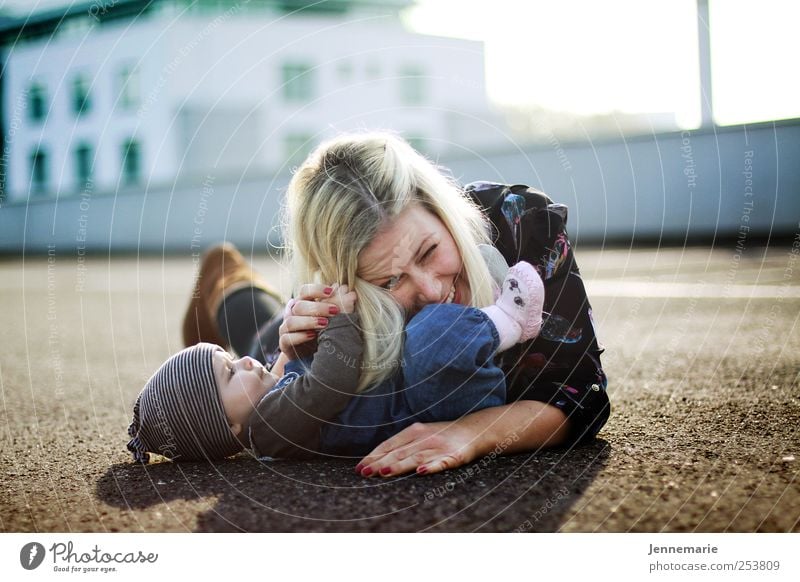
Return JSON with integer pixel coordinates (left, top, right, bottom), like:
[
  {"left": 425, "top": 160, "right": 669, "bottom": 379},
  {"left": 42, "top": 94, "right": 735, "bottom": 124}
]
[{"left": 358, "top": 203, "right": 471, "bottom": 317}]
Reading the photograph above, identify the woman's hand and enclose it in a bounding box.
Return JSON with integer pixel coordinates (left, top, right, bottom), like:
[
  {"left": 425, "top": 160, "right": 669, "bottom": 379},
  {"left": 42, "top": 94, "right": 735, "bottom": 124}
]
[
  {"left": 279, "top": 283, "right": 345, "bottom": 360},
  {"left": 319, "top": 284, "right": 357, "bottom": 314},
  {"left": 355, "top": 420, "right": 481, "bottom": 478},
  {"left": 354, "top": 401, "right": 571, "bottom": 478}
]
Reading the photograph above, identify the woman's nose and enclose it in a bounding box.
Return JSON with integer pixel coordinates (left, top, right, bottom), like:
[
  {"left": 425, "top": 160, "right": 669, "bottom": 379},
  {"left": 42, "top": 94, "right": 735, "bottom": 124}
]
[{"left": 414, "top": 273, "right": 442, "bottom": 303}]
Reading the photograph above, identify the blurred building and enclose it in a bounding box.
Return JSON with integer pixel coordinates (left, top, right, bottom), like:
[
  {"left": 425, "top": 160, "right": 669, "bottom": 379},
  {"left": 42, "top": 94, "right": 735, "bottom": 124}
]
[{"left": 0, "top": 0, "right": 501, "bottom": 203}]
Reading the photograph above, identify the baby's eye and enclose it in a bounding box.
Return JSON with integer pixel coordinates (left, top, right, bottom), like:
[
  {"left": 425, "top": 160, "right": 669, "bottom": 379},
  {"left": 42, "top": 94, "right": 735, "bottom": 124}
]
[{"left": 227, "top": 363, "right": 235, "bottom": 378}]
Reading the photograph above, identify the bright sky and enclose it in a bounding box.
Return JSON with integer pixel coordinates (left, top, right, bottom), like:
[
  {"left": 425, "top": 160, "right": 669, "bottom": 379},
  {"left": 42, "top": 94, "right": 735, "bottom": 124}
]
[{"left": 403, "top": 0, "right": 800, "bottom": 127}]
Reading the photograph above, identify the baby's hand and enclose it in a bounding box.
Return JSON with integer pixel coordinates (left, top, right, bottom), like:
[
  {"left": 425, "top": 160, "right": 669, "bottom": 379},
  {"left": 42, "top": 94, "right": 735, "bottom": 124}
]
[{"left": 320, "top": 283, "right": 357, "bottom": 314}]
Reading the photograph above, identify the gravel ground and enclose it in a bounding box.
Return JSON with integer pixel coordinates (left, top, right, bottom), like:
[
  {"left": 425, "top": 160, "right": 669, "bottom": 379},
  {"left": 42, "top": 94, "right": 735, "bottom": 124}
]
[{"left": 1, "top": 245, "right": 798, "bottom": 532}]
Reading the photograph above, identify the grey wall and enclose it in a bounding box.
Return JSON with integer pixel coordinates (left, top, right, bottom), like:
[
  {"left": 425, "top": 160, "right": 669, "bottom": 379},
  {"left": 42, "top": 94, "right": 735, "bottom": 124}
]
[
  {"left": 1, "top": 120, "right": 798, "bottom": 255},
  {"left": 445, "top": 119, "right": 800, "bottom": 243}
]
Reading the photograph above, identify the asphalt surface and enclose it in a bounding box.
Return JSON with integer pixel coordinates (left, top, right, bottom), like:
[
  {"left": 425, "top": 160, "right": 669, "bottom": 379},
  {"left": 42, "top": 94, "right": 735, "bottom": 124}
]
[{"left": 1, "top": 245, "right": 798, "bottom": 532}]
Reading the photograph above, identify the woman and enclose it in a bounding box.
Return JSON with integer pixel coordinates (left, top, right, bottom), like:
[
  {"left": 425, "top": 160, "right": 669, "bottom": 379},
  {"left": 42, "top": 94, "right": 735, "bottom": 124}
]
[{"left": 184, "top": 132, "right": 610, "bottom": 477}]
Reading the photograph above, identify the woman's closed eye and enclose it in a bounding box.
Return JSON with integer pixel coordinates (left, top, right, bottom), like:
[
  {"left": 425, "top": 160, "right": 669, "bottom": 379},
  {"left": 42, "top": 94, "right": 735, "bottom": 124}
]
[
  {"left": 422, "top": 244, "right": 437, "bottom": 261},
  {"left": 381, "top": 244, "right": 438, "bottom": 290}
]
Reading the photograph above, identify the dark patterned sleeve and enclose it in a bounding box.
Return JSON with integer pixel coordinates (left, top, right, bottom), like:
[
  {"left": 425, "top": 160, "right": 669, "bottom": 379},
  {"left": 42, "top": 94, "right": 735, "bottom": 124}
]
[
  {"left": 465, "top": 180, "right": 607, "bottom": 401},
  {"left": 464, "top": 181, "right": 572, "bottom": 282}
]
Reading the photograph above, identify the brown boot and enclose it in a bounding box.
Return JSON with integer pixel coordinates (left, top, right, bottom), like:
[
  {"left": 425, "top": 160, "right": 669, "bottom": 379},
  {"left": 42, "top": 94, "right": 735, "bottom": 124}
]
[{"left": 182, "top": 243, "right": 284, "bottom": 348}]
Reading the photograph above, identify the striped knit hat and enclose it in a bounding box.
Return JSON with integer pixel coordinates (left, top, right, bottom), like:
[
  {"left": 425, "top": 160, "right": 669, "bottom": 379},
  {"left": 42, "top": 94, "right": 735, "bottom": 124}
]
[{"left": 126, "top": 343, "right": 244, "bottom": 462}]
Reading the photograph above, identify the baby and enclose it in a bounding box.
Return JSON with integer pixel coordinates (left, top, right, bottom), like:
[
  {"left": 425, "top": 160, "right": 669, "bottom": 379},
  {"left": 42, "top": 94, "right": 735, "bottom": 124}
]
[{"left": 126, "top": 262, "right": 544, "bottom": 462}]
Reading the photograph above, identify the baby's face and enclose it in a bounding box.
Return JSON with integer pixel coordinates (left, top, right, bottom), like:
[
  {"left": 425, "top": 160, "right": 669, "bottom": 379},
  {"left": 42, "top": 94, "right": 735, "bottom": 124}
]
[{"left": 212, "top": 348, "right": 279, "bottom": 436}]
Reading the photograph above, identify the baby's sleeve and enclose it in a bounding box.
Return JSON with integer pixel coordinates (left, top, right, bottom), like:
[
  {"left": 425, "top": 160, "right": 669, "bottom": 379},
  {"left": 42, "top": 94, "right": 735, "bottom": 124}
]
[{"left": 248, "top": 313, "right": 363, "bottom": 459}]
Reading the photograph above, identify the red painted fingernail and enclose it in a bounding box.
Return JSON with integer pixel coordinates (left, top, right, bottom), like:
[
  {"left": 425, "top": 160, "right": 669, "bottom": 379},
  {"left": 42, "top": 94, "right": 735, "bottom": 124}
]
[
  {"left": 317, "top": 318, "right": 328, "bottom": 327},
  {"left": 324, "top": 287, "right": 333, "bottom": 295},
  {"left": 361, "top": 467, "right": 373, "bottom": 477},
  {"left": 329, "top": 306, "right": 340, "bottom": 315},
  {"left": 417, "top": 466, "right": 428, "bottom": 474},
  {"left": 354, "top": 463, "right": 364, "bottom": 473},
  {"left": 380, "top": 467, "right": 391, "bottom": 476},
  {"left": 306, "top": 331, "right": 317, "bottom": 338}
]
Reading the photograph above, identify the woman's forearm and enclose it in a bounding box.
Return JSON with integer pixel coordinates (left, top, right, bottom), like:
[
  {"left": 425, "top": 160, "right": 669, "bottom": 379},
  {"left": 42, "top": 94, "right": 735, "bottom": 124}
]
[
  {"left": 356, "top": 400, "right": 573, "bottom": 477},
  {"left": 462, "top": 400, "right": 571, "bottom": 459}
]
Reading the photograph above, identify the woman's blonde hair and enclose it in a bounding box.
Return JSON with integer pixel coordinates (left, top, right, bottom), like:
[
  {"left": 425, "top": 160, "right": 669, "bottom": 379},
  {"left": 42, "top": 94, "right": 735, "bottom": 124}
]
[{"left": 283, "top": 132, "right": 495, "bottom": 391}]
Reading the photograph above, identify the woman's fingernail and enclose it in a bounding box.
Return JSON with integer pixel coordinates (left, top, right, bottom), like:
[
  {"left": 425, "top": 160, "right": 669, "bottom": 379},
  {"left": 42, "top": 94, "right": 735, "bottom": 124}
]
[
  {"left": 329, "top": 306, "right": 340, "bottom": 315},
  {"left": 380, "top": 467, "right": 391, "bottom": 476},
  {"left": 354, "top": 463, "right": 364, "bottom": 473},
  {"left": 324, "top": 287, "right": 333, "bottom": 295},
  {"left": 361, "top": 467, "right": 373, "bottom": 477},
  {"left": 317, "top": 318, "right": 328, "bottom": 327},
  {"left": 306, "top": 331, "right": 317, "bottom": 338},
  {"left": 417, "top": 466, "right": 428, "bottom": 474}
]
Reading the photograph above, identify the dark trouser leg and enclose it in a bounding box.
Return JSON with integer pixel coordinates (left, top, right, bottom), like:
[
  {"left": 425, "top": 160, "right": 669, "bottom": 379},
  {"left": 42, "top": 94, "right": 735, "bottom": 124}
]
[{"left": 215, "top": 287, "right": 283, "bottom": 360}]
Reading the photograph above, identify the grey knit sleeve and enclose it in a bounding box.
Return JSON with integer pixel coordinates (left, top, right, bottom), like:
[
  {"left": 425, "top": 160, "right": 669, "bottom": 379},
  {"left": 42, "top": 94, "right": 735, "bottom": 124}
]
[{"left": 248, "top": 313, "right": 363, "bottom": 459}]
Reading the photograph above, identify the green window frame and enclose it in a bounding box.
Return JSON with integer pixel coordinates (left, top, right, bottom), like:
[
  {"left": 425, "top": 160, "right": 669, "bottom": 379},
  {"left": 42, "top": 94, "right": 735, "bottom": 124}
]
[{"left": 282, "top": 62, "right": 314, "bottom": 103}]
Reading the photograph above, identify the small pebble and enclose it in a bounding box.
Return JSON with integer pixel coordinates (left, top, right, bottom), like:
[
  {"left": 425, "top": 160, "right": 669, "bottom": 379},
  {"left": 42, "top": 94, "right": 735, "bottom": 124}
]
[{"left": 781, "top": 455, "right": 795, "bottom": 462}]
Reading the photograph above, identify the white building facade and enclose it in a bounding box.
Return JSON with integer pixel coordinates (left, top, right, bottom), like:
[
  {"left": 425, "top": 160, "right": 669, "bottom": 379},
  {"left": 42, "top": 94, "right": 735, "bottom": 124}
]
[{"left": 1, "top": 0, "right": 502, "bottom": 203}]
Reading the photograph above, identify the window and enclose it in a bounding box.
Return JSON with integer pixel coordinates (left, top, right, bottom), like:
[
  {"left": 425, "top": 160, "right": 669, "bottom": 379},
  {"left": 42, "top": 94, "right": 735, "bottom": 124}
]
[
  {"left": 121, "top": 138, "right": 141, "bottom": 185},
  {"left": 399, "top": 65, "right": 426, "bottom": 105},
  {"left": 72, "top": 74, "right": 92, "bottom": 116},
  {"left": 30, "top": 148, "right": 48, "bottom": 194},
  {"left": 337, "top": 61, "right": 353, "bottom": 83},
  {"left": 28, "top": 83, "right": 47, "bottom": 122},
  {"left": 283, "top": 133, "right": 313, "bottom": 166},
  {"left": 117, "top": 65, "right": 139, "bottom": 110},
  {"left": 365, "top": 62, "right": 381, "bottom": 80},
  {"left": 74, "top": 143, "right": 93, "bottom": 188},
  {"left": 282, "top": 62, "right": 314, "bottom": 103}
]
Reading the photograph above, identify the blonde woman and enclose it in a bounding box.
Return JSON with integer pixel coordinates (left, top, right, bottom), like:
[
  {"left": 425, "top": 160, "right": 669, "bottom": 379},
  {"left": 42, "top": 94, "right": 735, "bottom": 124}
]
[{"left": 184, "top": 132, "right": 610, "bottom": 477}]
